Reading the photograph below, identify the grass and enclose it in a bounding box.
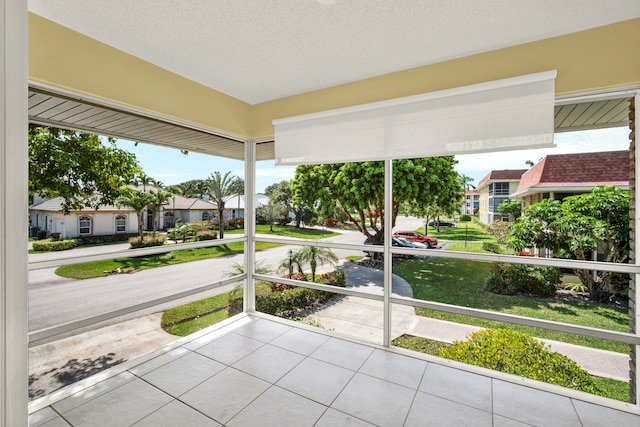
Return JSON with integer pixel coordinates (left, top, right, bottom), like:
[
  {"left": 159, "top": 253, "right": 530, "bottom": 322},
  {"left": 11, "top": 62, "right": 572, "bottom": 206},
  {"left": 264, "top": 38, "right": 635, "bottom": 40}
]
[
  {"left": 226, "top": 224, "right": 339, "bottom": 238},
  {"left": 55, "top": 242, "right": 279, "bottom": 279},
  {"left": 161, "top": 283, "right": 271, "bottom": 336},
  {"left": 391, "top": 335, "right": 630, "bottom": 402},
  {"left": 422, "top": 221, "right": 495, "bottom": 242},
  {"left": 392, "top": 258, "right": 631, "bottom": 353}
]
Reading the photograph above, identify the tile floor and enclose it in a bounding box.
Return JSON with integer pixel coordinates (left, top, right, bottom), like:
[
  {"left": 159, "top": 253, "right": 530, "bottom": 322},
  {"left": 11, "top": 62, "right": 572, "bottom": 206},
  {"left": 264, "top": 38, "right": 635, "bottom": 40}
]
[{"left": 29, "top": 315, "right": 640, "bottom": 426}]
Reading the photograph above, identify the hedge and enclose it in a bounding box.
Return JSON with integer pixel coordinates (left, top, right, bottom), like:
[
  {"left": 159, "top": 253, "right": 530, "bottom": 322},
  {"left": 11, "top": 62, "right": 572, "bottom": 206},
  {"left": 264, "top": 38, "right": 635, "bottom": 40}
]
[
  {"left": 486, "top": 263, "right": 561, "bottom": 297},
  {"left": 439, "top": 329, "right": 604, "bottom": 396},
  {"left": 129, "top": 235, "right": 167, "bottom": 248},
  {"left": 32, "top": 239, "right": 77, "bottom": 252}
]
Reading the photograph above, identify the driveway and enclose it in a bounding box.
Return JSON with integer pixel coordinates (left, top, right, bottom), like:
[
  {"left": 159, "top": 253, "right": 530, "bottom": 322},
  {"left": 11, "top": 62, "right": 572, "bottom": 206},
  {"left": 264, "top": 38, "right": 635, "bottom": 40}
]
[{"left": 305, "top": 262, "right": 416, "bottom": 345}]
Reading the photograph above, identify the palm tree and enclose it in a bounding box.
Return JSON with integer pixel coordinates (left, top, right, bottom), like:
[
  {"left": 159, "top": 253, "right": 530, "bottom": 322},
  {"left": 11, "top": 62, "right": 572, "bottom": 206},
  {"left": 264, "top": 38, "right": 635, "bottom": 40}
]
[
  {"left": 277, "top": 250, "right": 304, "bottom": 275},
  {"left": 149, "top": 188, "right": 171, "bottom": 236},
  {"left": 293, "top": 246, "right": 338, "bottom": 282},
  {"left": 206, "top": 171, "right": 244, "bottom": 239},
  {"left": 460, "top": 174, "right": 476, "bottom": 191},
  {"left": 136, "top": 172, "right": 155, "bottom": 192},
  {"left": 117, "top": 188, "right": 153, "bottom": 239}
]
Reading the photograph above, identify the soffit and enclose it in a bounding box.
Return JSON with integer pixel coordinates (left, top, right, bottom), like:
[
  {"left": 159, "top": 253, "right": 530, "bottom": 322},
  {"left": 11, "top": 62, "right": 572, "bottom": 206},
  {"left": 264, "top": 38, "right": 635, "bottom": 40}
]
[
  {"left": 28, "top": 87, "right": 275, "bottom": 161},
  {"left": 554, "top": 97, "right": 632, "bottom": 132},
  {"left": 27, "top": 1, "right": 640, "bottom": 105},
  {"left": 29, "top": 86, "right": 631, "bottom": 161}
]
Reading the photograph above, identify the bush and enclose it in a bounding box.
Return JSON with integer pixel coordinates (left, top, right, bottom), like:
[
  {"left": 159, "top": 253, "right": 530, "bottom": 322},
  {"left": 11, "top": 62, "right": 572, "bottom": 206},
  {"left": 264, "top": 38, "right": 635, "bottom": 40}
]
[
  {"left": 129, "top": 235, "right": 166, "bottom": 248},
  {"left": 256, "top": 286, "right": 332, "bottom": 317},
  {"left": 484, "top": 276, "right": 517, "bottom": 295},
  {"left": 439, "top": 329, "right": 604, "bottom": 396},
  {"left": 75, "top": 233, "right": 138, "bottom": 245},
  {"left": 482, "top": 242, "right": 502, "bottom": 254},
  {"left": 316, "top": 270, "right": 347, "bottom": 287},
  {"left": 36, "top": 229, "right": 48, "bottom": 240},
  {"left": 488, "top": 263, "right": 561, "bottom": 297},
  {"left": 192, "top": 230, "right": 218, "bottom": 241},
  {"left": 32, "top": 239, "right": 77, "bottom": 252},
  {"left": 460, "top": 214, "right": 472, "bottom": 222},
  {"left": 487, "top": 221, "right": 511, "bottom": 244},
  {"left": 228, "top": 217, "right": 244, "bottom": 228}
]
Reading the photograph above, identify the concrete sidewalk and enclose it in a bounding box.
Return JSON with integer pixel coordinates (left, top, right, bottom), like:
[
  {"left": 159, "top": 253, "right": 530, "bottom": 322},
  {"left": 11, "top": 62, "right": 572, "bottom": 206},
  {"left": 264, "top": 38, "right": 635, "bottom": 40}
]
[{"left": 319, "top": 263, "right": 631, "bottom": 382}]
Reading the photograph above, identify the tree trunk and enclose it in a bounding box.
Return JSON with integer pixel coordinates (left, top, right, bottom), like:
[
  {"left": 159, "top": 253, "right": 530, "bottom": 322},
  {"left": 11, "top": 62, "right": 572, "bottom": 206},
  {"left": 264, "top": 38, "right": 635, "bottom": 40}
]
[
  {"left": 137, "top": 211, "right": 144, "bottom": 240},
  {"left": 218, "top": 208, "right": 224, "bottom": 238},
  {"left": 575, "top": 269, "right": 609, "bottom": 302}
]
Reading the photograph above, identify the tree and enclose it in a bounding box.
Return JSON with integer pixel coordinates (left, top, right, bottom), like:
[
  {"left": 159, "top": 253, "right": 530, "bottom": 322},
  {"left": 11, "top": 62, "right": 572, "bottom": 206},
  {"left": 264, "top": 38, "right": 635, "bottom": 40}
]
[
  {"left": 496, "top": 199, "right": 522, "bottom": 221},
  {"left": 176, "top": 179, "right": 207, "bottom": 198},
  {"left": 206, "top": 171, "right": 244, "bottom": 238},
  {"left": 264, "top": 180, "right": 294, "bottom": 225},
  {"left": 117, "top": 188, "right": 153, "bottom": 239},
  {"left": 29, "top": 127, "right": 140, "bottom": 214},
  {"left": 292, "top": 158, "right": 462, "bottom": 244},
  {"left": 257, "top": 200, "right": 286, "bottom": 232},
  {"left": 460, "top": 174, "right": 476, "bottom": 190},
  {"left": 509, "top": 186, "right": 629, "bottom": 301},
  {"left": 280, "top": 246, "right": 338, "bottom": 282},
  {"left": 149, "top": 188, "right": 171, "bottom": 236}
]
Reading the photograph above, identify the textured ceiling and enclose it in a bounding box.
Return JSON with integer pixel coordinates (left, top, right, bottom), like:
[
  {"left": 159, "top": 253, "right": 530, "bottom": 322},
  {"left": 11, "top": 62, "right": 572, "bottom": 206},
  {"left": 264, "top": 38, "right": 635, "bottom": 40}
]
[{"left": 28, "top": 0, "right": 640, "bottom": 105}]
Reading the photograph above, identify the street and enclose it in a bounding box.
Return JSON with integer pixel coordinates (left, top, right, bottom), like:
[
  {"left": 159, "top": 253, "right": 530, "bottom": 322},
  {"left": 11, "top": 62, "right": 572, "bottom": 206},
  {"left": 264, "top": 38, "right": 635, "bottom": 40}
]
[{"left": 28, "top": 227, "right": 371, "bottom": 334}]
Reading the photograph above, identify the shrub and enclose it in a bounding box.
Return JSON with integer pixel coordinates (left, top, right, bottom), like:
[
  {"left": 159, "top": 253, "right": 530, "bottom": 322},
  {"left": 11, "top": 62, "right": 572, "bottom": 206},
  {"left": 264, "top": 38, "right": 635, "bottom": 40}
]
[
  {"left": 192, "top": 230, "right": 218, "bottom": 241},
  {"left": 129, "top": 235, "right": 166, "bottom": 248},
  {"left": 439, "top": 329, "right": 604, "bottom": 396},
  {"left": 36, "top": 229, "right": 48, "bottom": 240},
  {"left": 271, "top": 272, "right": 307, "bottom": 292},
  {"left": 228, "top": 217, "right": 244, "bottom": 228},
  {"left": 75, "top": 233, "right": 138, "bottom": 245},
  {"left": 32, "top": 239, "right": 77, "bottom": 252},
  {"left": 482, "top": 242, "right": 502, "bottom": 254},
  {"left": 489, "top": 263, "right": 561, "bottom": 297},
  {"left": 484, "top": 276, "right": 517, "bottom": 295},
  {"left": 256, "top": 286, "right": 331, "bottom": 317},
  {"left": 460, "top": 214, "right": 472, "bottom": 222},
  {"left": 487, "top": 221, "right": 511, "bottom": 244},
  {"left": 316, "top": 270, "right": 347, "bottom": 287}
]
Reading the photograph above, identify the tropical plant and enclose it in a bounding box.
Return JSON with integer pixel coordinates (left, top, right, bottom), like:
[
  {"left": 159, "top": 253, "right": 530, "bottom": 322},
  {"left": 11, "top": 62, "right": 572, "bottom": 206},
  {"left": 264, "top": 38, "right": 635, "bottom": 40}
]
[
  {"left": 117, "top": 187, "right": 153, "bottom": 239},
  {"left": 205, "top": 171, "right": 244, "bottom": 239},
  {"left": 509, "top": 186, "right": 629, "bottom": 301},
  {"left": 278, "top": 246, "right": 338, "bottom": 282}
]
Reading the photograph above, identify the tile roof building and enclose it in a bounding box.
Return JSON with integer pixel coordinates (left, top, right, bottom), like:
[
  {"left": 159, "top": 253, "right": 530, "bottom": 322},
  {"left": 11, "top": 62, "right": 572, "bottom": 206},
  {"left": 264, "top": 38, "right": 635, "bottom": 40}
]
[{"left": 514, "top": 150, "right": 630, "bottom": 207}]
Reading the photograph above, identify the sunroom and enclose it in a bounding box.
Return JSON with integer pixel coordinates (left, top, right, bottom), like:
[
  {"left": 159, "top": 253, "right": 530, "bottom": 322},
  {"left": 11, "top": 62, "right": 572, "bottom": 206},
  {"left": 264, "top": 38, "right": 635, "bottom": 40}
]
[{"left": 2, "top": 2, "right": 640, "bottom": 426}]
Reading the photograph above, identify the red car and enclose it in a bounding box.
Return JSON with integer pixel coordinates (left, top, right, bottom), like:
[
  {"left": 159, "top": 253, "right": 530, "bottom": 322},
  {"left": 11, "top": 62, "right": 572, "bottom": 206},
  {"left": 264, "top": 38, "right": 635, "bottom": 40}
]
[{"left": 393, "top": 230, "right": 438, "bottom": 248}]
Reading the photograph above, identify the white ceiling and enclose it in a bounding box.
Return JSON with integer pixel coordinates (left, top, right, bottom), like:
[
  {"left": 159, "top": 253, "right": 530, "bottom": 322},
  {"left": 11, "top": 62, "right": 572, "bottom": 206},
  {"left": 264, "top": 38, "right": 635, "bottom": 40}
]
[{"left": 28, "top": 0, "right": 640, "bottom": 105}]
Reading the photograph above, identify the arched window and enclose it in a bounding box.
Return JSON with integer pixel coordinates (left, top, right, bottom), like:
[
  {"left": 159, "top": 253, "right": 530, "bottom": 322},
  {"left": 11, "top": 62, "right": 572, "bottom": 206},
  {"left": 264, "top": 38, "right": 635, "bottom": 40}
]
[
  {"left": 115, "top": 215, "right": 127, "bottom": 233},
  {"left": 78, "top": 215, "right": 92, "bottom": 235},
  {"left": 202, "top": 211, "right": 210, "bottom": 221}
]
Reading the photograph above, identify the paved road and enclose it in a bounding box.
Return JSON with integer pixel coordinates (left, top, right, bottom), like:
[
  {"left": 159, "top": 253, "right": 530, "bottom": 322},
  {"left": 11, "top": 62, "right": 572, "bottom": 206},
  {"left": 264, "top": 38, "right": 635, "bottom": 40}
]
[{"left": 28, "top": 228, "right": 366, "bottom": 335}]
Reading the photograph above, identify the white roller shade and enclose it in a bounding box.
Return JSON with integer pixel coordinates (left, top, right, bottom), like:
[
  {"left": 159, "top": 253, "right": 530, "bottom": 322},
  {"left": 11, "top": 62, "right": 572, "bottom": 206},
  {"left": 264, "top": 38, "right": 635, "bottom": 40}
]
[{"left": 274, "top": 70, "right": 556, "bottom": 165}]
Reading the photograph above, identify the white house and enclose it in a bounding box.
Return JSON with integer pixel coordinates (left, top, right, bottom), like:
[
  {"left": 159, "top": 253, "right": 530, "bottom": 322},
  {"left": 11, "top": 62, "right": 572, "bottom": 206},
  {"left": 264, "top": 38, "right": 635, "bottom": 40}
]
[
  {"left": 223, "top": 194, "right": 270, "bottom": 220},
  {"left": 29, "top": 191, "right": 217, "bottom": 238}
]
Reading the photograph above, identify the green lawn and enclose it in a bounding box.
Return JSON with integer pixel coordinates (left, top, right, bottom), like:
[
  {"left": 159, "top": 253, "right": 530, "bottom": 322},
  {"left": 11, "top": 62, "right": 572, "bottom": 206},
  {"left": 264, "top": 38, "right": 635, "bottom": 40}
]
[
  {"left": 392, "top": 258, "right": 630, "bottom": 353},
  {"left": 226, "top": 224, "right": 339, "bottom": 238},
  {"left": 422, "top": 221, "right": 494, "bottom": 242},
  {"left": 55, "top": 242, "right": 279, "bottom": 279},
  {"left": 391, "top": 335, "right": 630, "bottom": 402}
]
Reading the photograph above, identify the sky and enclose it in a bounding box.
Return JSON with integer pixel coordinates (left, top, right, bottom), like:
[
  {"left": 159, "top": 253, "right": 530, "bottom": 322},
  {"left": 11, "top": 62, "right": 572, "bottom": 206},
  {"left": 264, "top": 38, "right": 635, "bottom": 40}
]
[{"left": 115, "top": 126, "right": 631, "bottom": 193}]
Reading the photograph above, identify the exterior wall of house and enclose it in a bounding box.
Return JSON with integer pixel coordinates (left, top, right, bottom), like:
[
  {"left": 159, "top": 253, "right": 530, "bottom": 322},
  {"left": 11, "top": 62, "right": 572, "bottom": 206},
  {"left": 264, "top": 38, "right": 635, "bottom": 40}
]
[
  {"left": 29, "top": 210, "right": 137, "bottom": 238},
  {"left": 478, "top": 181, "right": 522, "bottom": 224}
]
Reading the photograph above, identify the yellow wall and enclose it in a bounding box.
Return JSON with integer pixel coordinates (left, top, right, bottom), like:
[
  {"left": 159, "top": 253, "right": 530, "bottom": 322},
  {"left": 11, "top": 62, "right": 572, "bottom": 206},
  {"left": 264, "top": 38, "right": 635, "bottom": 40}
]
[
  {"left": 251, "top": 18, "right": 640, "bottom": 139},
  {"left": 28, "top": 14, "right": 252, "bottom": 139},
  {"left": 29, "top": 14, "right": 640, "bottom": 142}
]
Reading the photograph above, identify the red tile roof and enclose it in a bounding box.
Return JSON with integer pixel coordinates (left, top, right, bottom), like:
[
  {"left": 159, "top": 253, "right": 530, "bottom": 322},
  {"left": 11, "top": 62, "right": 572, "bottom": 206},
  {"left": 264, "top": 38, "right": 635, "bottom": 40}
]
[
  {"left": 477, "top": 169, "right": 528, "bottom": 187},
  {"left": 516, "top": 150, "right": 629, "bottom": 194}
]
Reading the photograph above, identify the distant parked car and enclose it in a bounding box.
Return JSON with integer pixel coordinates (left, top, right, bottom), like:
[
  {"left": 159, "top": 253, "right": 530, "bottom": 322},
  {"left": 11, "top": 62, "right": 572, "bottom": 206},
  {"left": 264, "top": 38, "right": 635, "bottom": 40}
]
[
  {"left": 363, "top": 237, "right": 427, "bottom": 258},
  {"left": 393, "top": 230, "right": 438, "bottom": 248},
  {"left": 428, "top": 220, "right": 456, "bottom": 228}
]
